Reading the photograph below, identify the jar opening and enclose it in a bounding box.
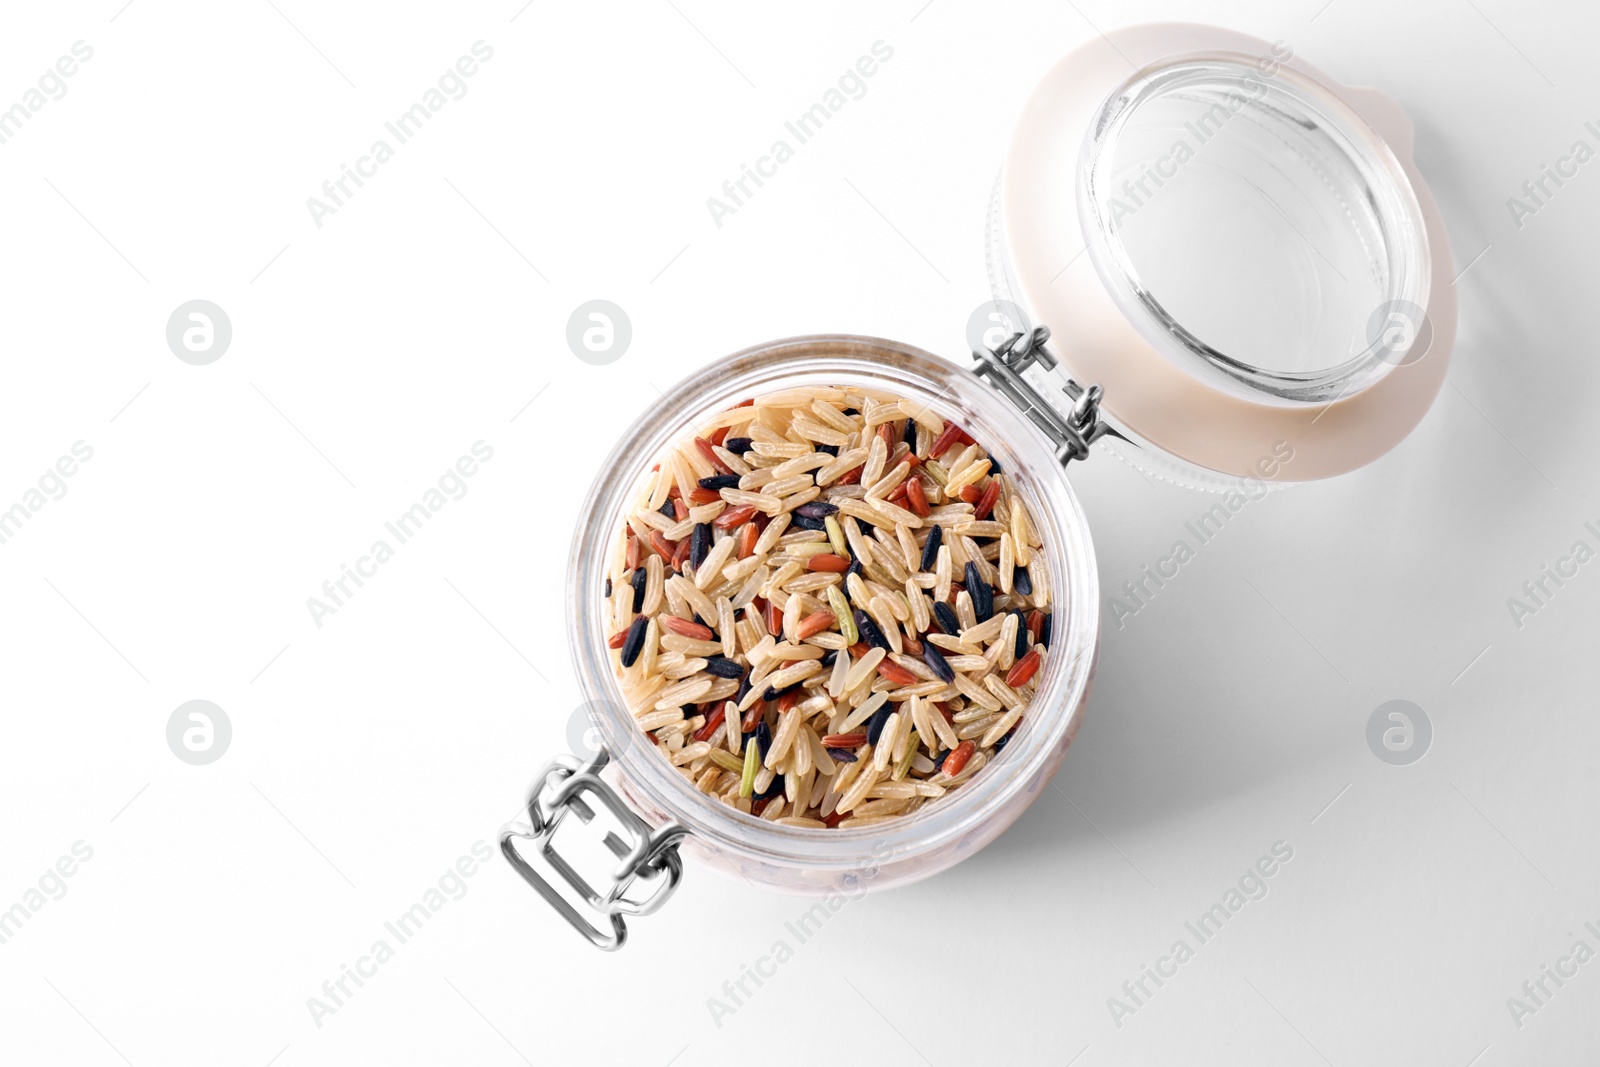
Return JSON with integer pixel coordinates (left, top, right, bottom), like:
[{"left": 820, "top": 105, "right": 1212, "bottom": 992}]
[{"left": 1079, "top": 53, "right": 1431, "bottom": 404}]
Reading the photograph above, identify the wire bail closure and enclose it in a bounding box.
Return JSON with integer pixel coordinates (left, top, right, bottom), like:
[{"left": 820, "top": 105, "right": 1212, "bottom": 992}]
[
  {"left": 499, "top": 746, "right": 690, "bottom": 951},
  {"left": 971, "top": 326, "right": 1108, "bottom": 466}
]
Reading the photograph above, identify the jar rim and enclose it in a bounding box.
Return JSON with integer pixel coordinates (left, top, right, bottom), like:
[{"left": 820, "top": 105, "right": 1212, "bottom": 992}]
[{"left": 567, "top": 335, "right": 1100, "bottom": 880}]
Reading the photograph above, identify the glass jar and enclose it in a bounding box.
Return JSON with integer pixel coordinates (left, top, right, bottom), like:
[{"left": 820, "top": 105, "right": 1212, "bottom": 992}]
[
  {"left": 504, "top": 336, "right": 1099, "bottom": 947},
  {"left": 502, "top": 23, "right": 1455, "bottom": 949}
]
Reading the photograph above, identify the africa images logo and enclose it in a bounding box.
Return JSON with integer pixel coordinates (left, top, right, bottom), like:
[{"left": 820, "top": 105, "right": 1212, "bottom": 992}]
[{"left": 1106, "top": 841, "right": 1295, "bottom": 1028}]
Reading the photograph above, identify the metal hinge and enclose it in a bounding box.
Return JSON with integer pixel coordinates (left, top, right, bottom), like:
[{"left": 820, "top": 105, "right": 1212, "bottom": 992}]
[
  {"left": 971, "top": 326, "right": 1109, "bottom": 466},
  {"left": 499, "top": 746, "right": 690, "bottom": 951}
]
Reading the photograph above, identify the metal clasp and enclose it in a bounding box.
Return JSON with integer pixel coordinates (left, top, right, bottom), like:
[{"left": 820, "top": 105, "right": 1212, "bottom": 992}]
[
  {"left": 971, "top": 326, "right": 1109, "bottom": 466},
  {"left": 499, "top": 746, "right": 690, "bottom": 951}
]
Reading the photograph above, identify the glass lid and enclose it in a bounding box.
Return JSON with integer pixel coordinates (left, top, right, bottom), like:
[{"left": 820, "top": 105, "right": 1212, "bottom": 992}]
[
  {"left": 1080, "top": 54, "right": 1431, "bottom": 406},
  {"left": 994, "top": 24, "right": 1455, "bottom": 484}
]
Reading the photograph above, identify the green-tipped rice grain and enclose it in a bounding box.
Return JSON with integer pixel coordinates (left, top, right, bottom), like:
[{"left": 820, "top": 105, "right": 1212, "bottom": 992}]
[
  {"left": 825, "top": 515, "right": 850, "bottom": 558},
  {"left": 828, "top": 585, "right": 858, "bottom": 645},
  {"left": 740, "top": 737, "right": 760, "bottom": 798}
]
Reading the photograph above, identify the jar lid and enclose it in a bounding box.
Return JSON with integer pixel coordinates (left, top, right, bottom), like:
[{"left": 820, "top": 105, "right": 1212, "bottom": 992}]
[{"left": 994, "top": 23, "right": 1454, "bottom": 482}]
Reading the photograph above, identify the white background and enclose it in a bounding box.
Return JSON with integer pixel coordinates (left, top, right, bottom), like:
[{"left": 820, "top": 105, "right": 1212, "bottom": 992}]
[{"left": 1, "top": 0, "right": 1596, "bottom": 1064}]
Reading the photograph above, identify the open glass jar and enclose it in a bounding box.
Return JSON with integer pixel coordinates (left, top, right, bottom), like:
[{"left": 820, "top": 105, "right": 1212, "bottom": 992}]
[
  {"left": 501, "top": 24, "right": 1454, "bottom": 949},
  {"left": 502, "top": 337, "right": 1100, "bottom": 948}
]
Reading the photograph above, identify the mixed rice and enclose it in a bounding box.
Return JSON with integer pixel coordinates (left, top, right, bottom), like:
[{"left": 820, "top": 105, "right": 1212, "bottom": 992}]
[{"left": 604, "top": 385, "right": 1054, "bottom": 829}]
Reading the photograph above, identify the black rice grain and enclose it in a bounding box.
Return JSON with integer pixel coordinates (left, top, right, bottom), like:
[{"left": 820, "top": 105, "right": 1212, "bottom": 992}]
[
  {"left": 704, "top": 656, "right": 743, "bottom": 679},
  {"left": 854, "top": 609, "right": 889, "bottom": 651},
  {"left": 690, "top": 523, "right": 712, "bottom": 570},
  {"left": 922, "top": 643, "right": 955, "bottom": 683},
  {"left": 1012, "top": 565, "right": 1033, "bottom": 596},
  {"left": 965, "top": 562, "right": 994, "bottom": 622},
  {"left": 919, "top": 524, "right": 943, "bottom": 573},
  {"left": 620, "top": 616, "right": 648, "bottom": 668}
]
